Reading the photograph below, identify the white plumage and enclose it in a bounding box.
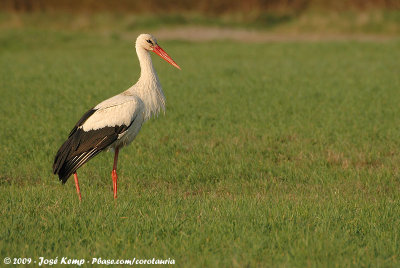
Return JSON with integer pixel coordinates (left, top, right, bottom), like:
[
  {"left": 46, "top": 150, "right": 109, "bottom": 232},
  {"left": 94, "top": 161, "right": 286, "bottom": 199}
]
[{"left": 53, "top": 33, "right": 180, "bottom": 200}]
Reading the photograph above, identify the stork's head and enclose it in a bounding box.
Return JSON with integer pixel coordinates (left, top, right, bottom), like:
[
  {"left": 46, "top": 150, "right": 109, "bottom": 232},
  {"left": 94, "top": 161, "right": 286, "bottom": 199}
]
[{"left": 136, "top": 33, "right": 181, "bottom": 70}]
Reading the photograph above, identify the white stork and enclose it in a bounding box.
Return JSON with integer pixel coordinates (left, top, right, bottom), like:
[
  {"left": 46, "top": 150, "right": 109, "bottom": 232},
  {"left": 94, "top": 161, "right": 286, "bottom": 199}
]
[{"left": 53, "top": 34, "right": 180, "bottom": 201}]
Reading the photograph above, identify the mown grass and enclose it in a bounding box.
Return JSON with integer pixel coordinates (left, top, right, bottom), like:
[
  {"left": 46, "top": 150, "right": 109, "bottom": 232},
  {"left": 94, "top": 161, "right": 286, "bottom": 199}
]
[{"left": 0, "top": 28, "right": 400, "bottom": 267}]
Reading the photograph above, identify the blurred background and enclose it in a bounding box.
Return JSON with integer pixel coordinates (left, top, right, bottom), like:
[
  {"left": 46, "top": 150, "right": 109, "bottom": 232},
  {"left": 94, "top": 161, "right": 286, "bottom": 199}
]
[{"left": 1, "top": 0, "right": 399, "bottom": 40}]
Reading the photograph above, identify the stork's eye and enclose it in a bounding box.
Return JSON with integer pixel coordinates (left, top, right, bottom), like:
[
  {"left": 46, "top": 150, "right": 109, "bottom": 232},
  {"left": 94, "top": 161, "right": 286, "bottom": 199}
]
[{"left": 146, "top": 40, "right": 153, "bottom": 45}]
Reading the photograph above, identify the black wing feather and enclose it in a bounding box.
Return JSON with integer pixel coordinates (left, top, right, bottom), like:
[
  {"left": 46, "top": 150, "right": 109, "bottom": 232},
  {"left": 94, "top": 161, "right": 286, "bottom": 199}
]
[
  {"left": 53, "top": 108, "right": 128, "bottom": 183},
  {"left": 68, "top": 108, "right": 96, "bottom": 137}
]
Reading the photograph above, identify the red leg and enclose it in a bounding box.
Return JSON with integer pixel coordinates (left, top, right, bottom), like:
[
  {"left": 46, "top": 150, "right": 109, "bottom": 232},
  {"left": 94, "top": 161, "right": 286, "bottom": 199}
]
[
  {"left": 112, "top": 148, "right": 119, "bottom": 199},
  {"left": 74, "top": 172, "right": 82, "bottom": 201}
]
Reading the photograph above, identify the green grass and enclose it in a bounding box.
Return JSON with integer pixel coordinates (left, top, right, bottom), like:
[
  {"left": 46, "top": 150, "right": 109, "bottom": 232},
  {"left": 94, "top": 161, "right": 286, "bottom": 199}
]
[
  {"left": 0, "top": 29, "right": 400, "bottom": 267},
  {"left": 1, "top": 10, "right": 400, "bottom": 35}
]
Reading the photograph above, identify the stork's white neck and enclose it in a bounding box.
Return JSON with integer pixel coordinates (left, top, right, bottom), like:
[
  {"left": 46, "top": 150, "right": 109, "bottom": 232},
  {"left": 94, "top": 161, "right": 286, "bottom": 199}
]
[
  {"left": 126, "top": 46, "right": 166, "bottom": 121},
  {"left": 137, "top": 46, "right": 156, "bottom": 79}
]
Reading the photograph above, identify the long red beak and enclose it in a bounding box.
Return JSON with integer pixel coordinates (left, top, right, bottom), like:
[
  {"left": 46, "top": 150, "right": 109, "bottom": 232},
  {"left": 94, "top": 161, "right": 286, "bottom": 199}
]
[{"left": 153, "top": 45, "right": 181, "bottom": 70}]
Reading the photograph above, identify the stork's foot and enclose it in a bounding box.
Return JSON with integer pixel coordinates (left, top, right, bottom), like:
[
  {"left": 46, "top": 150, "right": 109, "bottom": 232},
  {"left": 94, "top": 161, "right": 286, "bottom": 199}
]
[{"left": 112, "top": 170, "right": 118, "bottom": 199}]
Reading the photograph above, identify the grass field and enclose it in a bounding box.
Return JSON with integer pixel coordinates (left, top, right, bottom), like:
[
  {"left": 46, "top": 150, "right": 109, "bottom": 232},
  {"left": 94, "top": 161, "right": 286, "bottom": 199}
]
[
  {"left": 0, "top": 28, "right": 400, "bottom": 267},
  {"left": 2, "top": 11, "right": 400, "bottom": 35}
]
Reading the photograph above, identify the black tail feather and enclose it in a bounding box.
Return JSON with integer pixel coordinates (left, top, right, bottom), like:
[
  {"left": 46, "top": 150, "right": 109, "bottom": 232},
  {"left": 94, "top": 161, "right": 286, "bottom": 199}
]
[{"left": 53, "top": 125, "right": 127, "bottom": 183}]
